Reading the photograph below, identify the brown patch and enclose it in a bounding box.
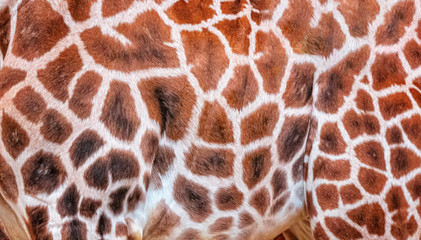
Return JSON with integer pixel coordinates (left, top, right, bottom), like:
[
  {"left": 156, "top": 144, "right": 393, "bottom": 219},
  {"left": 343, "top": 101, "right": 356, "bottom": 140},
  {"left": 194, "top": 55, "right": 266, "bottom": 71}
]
[
  {"left": 143, "top": 200, "right": 180, "bottom": 239},
  {"left": 390, "top": 147, "right": 421, "bottom": 179},
  {"left": 176, "top": 229, "right": 201, "bottom": 240},
  {"left": 221, "top": 0, "right": 246, "bottom": 14},
  {"left": 410, "top": 88, "right": 421, "bottom": 109},
  {"left": 404, "top": 39, "right": 421, "bottom": 69},
  {"left": 241, "top": 103, "right": 279, "bottom": 145},
  {"left": 270, "top": 192, "right": 290, "bottom": 215},
  {"left": 185, "top": 145, "right": 234, "bottom": 178},
  {"left": 209, "top": 217, "right": 233, "bottom": 233},
  {"left": 239, "top": 211, "right": 254, "bottom": 228},
  {"left": 69, "top": 71, "right": 102, "bottom": 119},
  {"left": 375, "top": 0, "right": 415, "bottom": 45},
  {"left": 277, "top": 115, "right": 309, "bottom": 162},
  {"left": 407, "top": 174, "right": 421, "bottom": 200},
  {"left": 325, "top": 217, "right": 362, "bottom": 239},
  {"left": 249, "top": 187, "right": 270, "bottom": 216},
  {"left": 109, "top": 187, "right": 129, "bottom": 214},
  {"left": 316, "top": 184, "right": 339, "bottom": 210},
  {"left": 115, "top": 223, "right": 128, "bottom": 237},
  {"left": 173, "top": 175, "right": 212, "bottom": 223},
  {"left": 84, "top": 158, "right": 109, "bottom": 190},
  {"left": 81, "top": 10, "right": 178, "bottom": 72},
  {"left": 292, "top": 156, "right": 304, "bottom": 183},
  {"left": 316, "top": 46, "right": 370, "bottom": 112},
  {"left": 1, "top": 113, "right": 29, "bottom": 159},
  {"left": 143, "top": 173, "right": 151, "bottom": 191},
  {"left": 80, "top": 198, "right": 101, "bottom": 218},
  {"left": 250, "top": 0, "right": 280, "bottom": 24},
  {"left": 151, "top": 146, "right": 175, "bottom": 183},
  {"left": 358, "top": 168, "right": 387, "bottom": 194},
  {"left": 140, "top": 130, "right": 159, "bottom": 165},
  {"left": 279, "top": 0, "right": 345, "bottom": 57},
  {"left": 26, "top": 206, "right": 53, "bottom": 240},
  {"left": 61, "top": 220, "right": 87, "bottom": 240},
  {"left": 215, "top": 185, "right": 244, "bottom": 211},
  {"left": 198, "top": 101, "right": 234, "bottom": 144},
  {"left": 57, "top": 184, "right": 79, "bottom": 217},
  {"left": 214, "top": 234, "right": 229, "bottom": 240},
  {"left": 313, "top": 157, "right": 351, "bottom": 180},
  {"left": 354, "top": 141, "right": 385, "bottom": 170},
  {"left": 271, "top": 169, "right": 287, "bottom": 199},
  {"left": 69, "top": 130, "right": 104, "bottom": 169},
  {"left": 283, "top": 63, "right": 315, "bottom": 106},
  {"left": 305, "top": 117, "right": 318, "bottom": 155},
  {"left": 139, "top": 76, "right": 196, "bottom": 140},
  {"left": 340, "top": 184, "right": 362, "bottom": 204},
  {"left": 21, "top": 150, "right": 67, "bottom": 195},
  {"left": 101, "top": 81, "right": 140, "bottom": 141},
  {"left": 319, "top": 123, "right": 346, "bottom": 154},
  {"left": 0, "top": 67, "right": 26, "bottom": 99},
  {"left": 371, "top": 54, "right": 407, "bottom": 90},
  {"left": 102, "top": 0, "right": 133, "bottom": 17},
  {"left": 13, "top": 87, "right": 46, "bottom": 123},
  {"left": 108, "top": 149, "right": 140, "bottom": 182},
  {"left": 306, "top": 192, "right": 316, "bottom": 217},
  {"left": 347, "top": 203, "right": 386, "bottom": 236},
  {"left": 401, "top": 115, "right": 421, "bottom": 150},
  {"left": 355, "top": 89, "right": 374, "bottom": 111},
  {"left": 37, "top": 45, "right": 82, "bottom": 101},
  {"left": 97, "top": 213, "right": 111, "bottom": 236},
  {"left": 0, "top": 155, "right": 18, "bottom": 202},
  {"left": 391, "top": 215, "right": 417, "bottom": 240},
  {"left": 313, "top": 223, "right": 329, "bottom": 240},
  {"left": 215, "top": 16, "right": 251, "bottom": 55},
  {"left": 12, "top": 0, "right": 69, "bottom": 60},
  {"left": 40, "top": 109, "right": 73, "bottom": 144},
  {"left": 386, "top": 186, "right": 408, "bottom": 211},
  {"left": 242, "top": 147, "right": 271, "bottom": 189},
  {"left": 166, "top": 0, "right": 215, "bottom": 24},
  {"left": 386, "top": 125, "right": 403, "bottom": 144},
  {"left": 181, "top": 29, "right": 228, "bottom": 92},
  {"left": 338, "top": 0, "right": 379, "bottom": 37},
  {"left": 66, "top": 0, "right": 96, "bottom": 21},
  {"left": 0, "top": 7, "right": 10, "bottom": 56},
  {"left": 127, "top": 186, "right": 144, "bottom": 212},
  {"left": 343, "top": 110, "right": 380, "bottom": 138},
  {"left": 223, "top": 65, "right": 258, "bottom": 109},
  {"left": 255, "top": 31, "right": 288, "bottom": 94}
]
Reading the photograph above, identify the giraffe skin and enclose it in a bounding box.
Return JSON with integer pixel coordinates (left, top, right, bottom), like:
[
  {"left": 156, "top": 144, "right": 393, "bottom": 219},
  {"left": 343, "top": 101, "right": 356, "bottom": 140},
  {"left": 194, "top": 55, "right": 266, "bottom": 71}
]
[{"left": 0, "top": 0, "right": 420, "bottom": 240}]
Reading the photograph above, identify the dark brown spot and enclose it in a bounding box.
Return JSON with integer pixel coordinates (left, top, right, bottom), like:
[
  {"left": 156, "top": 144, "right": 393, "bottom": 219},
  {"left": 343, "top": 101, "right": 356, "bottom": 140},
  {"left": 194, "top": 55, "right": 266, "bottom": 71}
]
[
  {"left": 242, "top": 147, "right": 271, "bottom": 189},
  {"left": 319, "top": 123, "right": 346, "bottom": 154},
  {"left": 390, "top": 147, "right": 421, "bottom": 179},
  {"left": 325, "top": 217, "right": 362, "bottom": 239},
  {"left": 277, "top": 116, "right": 309, "bottom": 162},
  {"left": 271, "top": 169, "right": 287, "bottom": 199},
  {"left": 358, "top": 168, "right": 387, "bottom": 194},
  {"left": 97, "top": 213, "right": 111, "bottom": 236},
  {"left": 406, "top": 174, "right": 421, "bottom": 200},
  {"left": 347, "top": 203, "right": 386, "bottom": 236},
  {"left": 404, "top": 39, "right": 421, "bottom": 69},
  {"left": 66, "top": 0, "right": 96, "bottom": 21},
  {"left": 283, "top": 63, "right": 315, "bottom": 106},
  {"left": 386, "top": 125, "right": 403, "bottom": 144},
  {"left": 109, "top": 187, "right": 129, "bottom": 214},
  {"left": 386, "top": 186, "right": 408, "bottom": 211},
  {"left": 354, "top": 141, "right": 385, "bottom": 170},
  {"left": 1, "top": 113, "right": 29, "bottom": 159},
  {"left": 69, "top": 71, "right": 102, "bottom": 119},
  {"left": 198, "top": 101, "right": 234, "bottom": 144},
  {"left": 185, "top": 145, "right": 234, "bottom": 178},
  {"left": 223, "top": 65, "right": 258, "bottom": 109},
  {"left": 69, "top": 130, "right": 104, "bottom": 169},
  {"left": 140, "top": 130, "right": 159, "bottom": 165},
  {"left": 57, "top": 184, "right": 79, "bottom": 217},
  {"left": 313, "top": 157, "right": 351, "bottom": 180},
  {"left": 0, "top": 7, "right": 10, "bottom": 56},
  {"left": 0, "top": 155, "right": 18, "bottom": 202},
  {"left": 13, "top": 87, "right": 46, "bottom": 123},
  {"left": 343, "top": 110, "right": 380, "bottom": 138},
  {"left": 249, "top": 187, "right": 270, "bottom": 216},
  {"left": 108, "top": 149, "right": 140, "bottom": 182},
  {"left": 215, "top": 185, "right": 244, "bottom": 211},
  {"left": 40, "top": 109, "right": 73, "bottom": 144},
  {"left": 270, "top": 192, "right": 290, "bottom": 215},
  {"left": 127, "top": 186, "right": 144, "bottom": 212},
  {"left": 221, "top": 0, "right": 246, "bottom": 14},
  {"left": 241, "top": 103, "right": 279, "bottom": 145},
  {"left": 80, "top": 198, "right": 101, "bottom": 218},
  {"left": 340, "top": 184, "right": 362, "bottom": 205},
  {"left": 61, "top": 220, "right": 87, "bottom": 240},
  {"left": 84, "top": 158, "right": 108, "bottom": 190},
  {"left": 26, "top": 206, "right": 53, "bottom": 240}
]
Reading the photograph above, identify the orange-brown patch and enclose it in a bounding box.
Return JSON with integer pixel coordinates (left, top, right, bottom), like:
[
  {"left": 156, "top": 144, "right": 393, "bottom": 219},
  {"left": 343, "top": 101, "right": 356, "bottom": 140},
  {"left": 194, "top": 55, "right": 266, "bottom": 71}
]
[
  {"left": 404, "top": 39, "right": 421, "bottom": 69},
  {"left": 223, "top": 65, "right": 258, "bottom": 109},
  {"left": 13, "top": 0, "right": 69, "bottom": 60},
  {"left": 242, "top": 147, "right": 272, "bottom": 189},
  {"left": 316, "top": 46, "right": 370, "bottom": 112},
  {"left": 319, "top": 123, "right": 346, "bottom": 154},
  {"left": 375, "top": 0, "right": 415, "bottom": 45},
  {"left": 0, "top": 7, "right": 10, "bottom": 56},
  {"left": 198, "top": 101, "right": 234, "bottom": 144},
  {"left": 371, "top": 54, "right": 407, "bottom": 90},
  {"left": 181, "top": 29, "right": 228, "bottom": 92},
  {"left": 101, "top": 81, "right": 140, "bottom": 141},
  {"left": 340, "top": 184, "right": 362, "bottom": 204},
  {"left": 283, "top": 63, "right": 315, "bottom": 107},
  {"left": 221, "top": 0, "right": 246, "bottom": 14},
  {"left": 13, "top": 87, "right": 46, "bottom": 123},
  {"left": 354, "top": 141, "right": 385, "bottom": 170},
  {"left": 40, "top": 109, "right": 73, "bottom": 144},
  {"left": 1, "top": 113, "right": 29, "bottom": 159},
  {"left": 250, "top": 0, "right": 280, "bottom": 24},
  {"left": 255, "top": 31, "right": 288, "bottom": 94},
  {"left": 37, "top": 45, "right": 83, "bottom": 102},
  {"left": 241, "top": 103, "right": 279, "bottom": 145},
  {"left": 277, "top": 115, "right": 310, "bottom": 162},
  {"left": 0, "top": 67, "right": 26, "bottom": 99},
  {"left": 185, "top": 145, "right": 234, "bottom": 178},
  {"left": 347, "top": 203, "right": 386, "bottom": 236},
  {"left": 386, "top": 186, "right": 408, "bottom": 211},
  {"left": 143, "top": 200, "right": 180, "bottom": 239},
  {"left": 173, "top": 175, "right": 212, "bottom": 223},
  {"left": 239, "top": 211, "right": 254, "bottom": 228},
  {"left": 209, "top": 217, "right": 233, "bottom": 233},
  {"left": 407, "top": 174, "right": 421, "bottom": 200},
  {"left": 140, "top": 130, "right": 159, "bottom": 165},
  {"left": 81, "top": 11, "right": 178, "bottom": 72},
  {"left": 337, "top": 0, "right": 379, "bottom": 37},
  {"left": 358, "top": 167, "right": 387, "bottom": 194},
  {"left": 139, "top": 76, "right": 196, "bottom": 140},
  {"left": 386, "top": 125, "right": 403, "bottom": 144},
  {"left": 166, "top": 0, "right": 215, "bottom": 24},
  {"left": 390, "top": 147, "right": 421, "bottom": 179},
  {"left": 343, "top": 110, "right": 380, "bottom": 138},
  {"left": 409, "top": 88, "right": 421, "bottom": 109},
  {"left": 215, "top": 16, "right": 251, "bottom": 55},
  {"left": 355, "top": 89, "right": 374, "bottom": 111},
  {"left": 69, "top": 71, "right": 102, "bottom": 119},
  {"left": 324, "top": 217, "right": 362, "bottom": 240},
  {"left": 316, "top": 184, "right": 339, "bottom": 210},
  {"left": 249, "top": 187, "right": 270, "bottom": 216},
  {"left": 215, "top": 185, "right": 244, "bottom": 211},
  {"left": 391, "top": 215, "right": 417, "bottom": 240},
  {"left": 0, "top": 154, "right": 18, "bottom": 202},
  {"left": 401, "top": 114, "right": 421, "bottom": 150},
  {"left": 313, "top": 223, "right": 329, "bottom": 240},
  {"left": 66, "top": 0, "right": 96, "bottom": 21},
  {"left": 313, "top": 157, "right": 350, "bottom": 180},
  {"left": 115, "top": 223, "right": 128, "bottom": 237},
  {"left": 378, "top": 92, "right": 412, "bottom": 120},
  {"left": 176, "top": 229, "right": 201, "bottom": 240},
  {"left": 102, "top": 0, "right": 133, "bottom": 17}
]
